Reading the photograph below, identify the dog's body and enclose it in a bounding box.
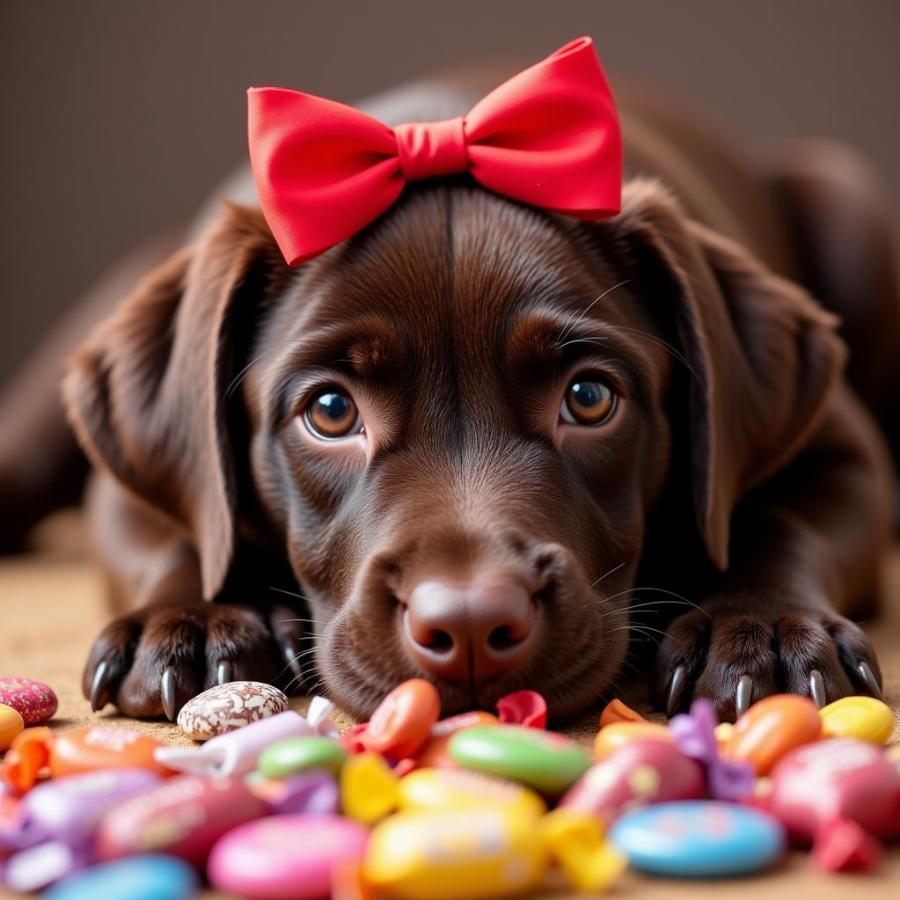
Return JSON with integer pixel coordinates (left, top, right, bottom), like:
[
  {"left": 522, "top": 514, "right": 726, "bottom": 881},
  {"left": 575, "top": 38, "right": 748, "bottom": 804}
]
[{"left": 2, "top": 70, "right": 898, "bottom": 722}]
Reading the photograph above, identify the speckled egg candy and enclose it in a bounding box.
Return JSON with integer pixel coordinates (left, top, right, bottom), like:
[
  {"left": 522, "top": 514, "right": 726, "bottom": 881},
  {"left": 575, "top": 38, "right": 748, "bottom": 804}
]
[
  {"left": 0, "top": 677, "right": 57, "bottom": 725},
  {"left": 177, "top": 681, "right": 289, "bottom": 740}
]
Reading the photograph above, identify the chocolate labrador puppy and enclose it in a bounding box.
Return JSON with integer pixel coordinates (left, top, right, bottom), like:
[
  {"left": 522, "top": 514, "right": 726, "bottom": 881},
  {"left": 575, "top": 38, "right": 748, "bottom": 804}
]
[{"left": 2, "top": 73, "right": 898, "bottom": 723}]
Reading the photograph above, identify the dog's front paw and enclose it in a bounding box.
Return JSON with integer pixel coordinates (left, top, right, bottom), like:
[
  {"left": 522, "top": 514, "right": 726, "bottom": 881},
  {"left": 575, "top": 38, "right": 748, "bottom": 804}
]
[
  {"left": 653, "top": 596, "right": 883, "bottom": 721},
  {"left": 83, "top": 602, "right": 307, "bottom": 720}
]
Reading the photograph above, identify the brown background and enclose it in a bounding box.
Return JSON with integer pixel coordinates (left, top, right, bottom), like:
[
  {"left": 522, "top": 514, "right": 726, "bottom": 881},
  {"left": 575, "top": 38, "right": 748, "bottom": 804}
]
[{"left": 1, "top": 0, "right": 899, "bottom": 384}]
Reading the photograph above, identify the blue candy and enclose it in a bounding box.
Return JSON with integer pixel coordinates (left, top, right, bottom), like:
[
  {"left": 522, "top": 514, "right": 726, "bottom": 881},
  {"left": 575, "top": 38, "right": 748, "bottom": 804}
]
[
  {"left": 43, "top": 855, "right": 197, "bottom": 900},
  {"left": 610, "top": 800, "right": 785, "bottom": 878}
]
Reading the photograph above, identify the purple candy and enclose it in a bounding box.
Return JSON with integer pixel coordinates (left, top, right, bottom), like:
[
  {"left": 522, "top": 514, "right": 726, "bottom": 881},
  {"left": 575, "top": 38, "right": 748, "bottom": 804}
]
[
  {"left": 267, "top": 770, "right": 340, "bottom": 816},
  {"left": 4, "top": 839, "right": 93, "bottom": 892},
  {"left": 156, "top": 710, "right": 313, "bottom": 778},
  {"left": 670, "top": 699, "right": 755, "bottom": 801},
  {"left": 0, "top": 768, "right": 161, "bottom": 852}
]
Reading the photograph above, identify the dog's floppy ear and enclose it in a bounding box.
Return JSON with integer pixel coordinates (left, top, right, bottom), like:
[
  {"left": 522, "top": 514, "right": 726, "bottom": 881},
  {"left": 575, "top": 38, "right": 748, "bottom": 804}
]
[
  {"left": 610, "top": 180, "right": 846, "bottom": 569},
  {"left": 64, "top": 204, "right": 291, "bottom": 598}
]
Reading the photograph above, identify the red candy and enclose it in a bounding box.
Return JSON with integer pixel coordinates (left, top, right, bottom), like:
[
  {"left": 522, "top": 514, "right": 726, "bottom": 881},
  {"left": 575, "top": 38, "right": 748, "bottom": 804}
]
[
  {"left": 362, "top": 679, "right": 441, "bottom": 759},
  {"left": 497, "top": 691, "right": 547, "bottom": 729},
  {"left": 765, "top": 738, "right": 900, "bottom": 872},
  {"left": 97, "top": 775, "right": 267, "bottom": 863}
]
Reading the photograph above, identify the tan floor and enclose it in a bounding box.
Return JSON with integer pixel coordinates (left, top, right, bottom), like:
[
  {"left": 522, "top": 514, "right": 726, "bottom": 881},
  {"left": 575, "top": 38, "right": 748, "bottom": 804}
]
[{"left": 1, "top": 527, "right": 898, "bottom": 898}]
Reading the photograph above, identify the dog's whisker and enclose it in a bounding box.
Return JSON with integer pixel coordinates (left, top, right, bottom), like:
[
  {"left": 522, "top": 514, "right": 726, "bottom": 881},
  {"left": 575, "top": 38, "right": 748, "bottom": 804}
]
[
  {"left": 268, "top": 586, "right": 307, "bottom": 602},
  {"left": 588, "top": 560, "right": 627, "bottom": 590},
  {"left": 603, "top": 323, "right": 698, "bottom": 379},
  {"left": 584, "top": 585, "right": 709, "bottom": 616},
  {"left": 557, "top": 279, "right": 631, "bottom": 343}
]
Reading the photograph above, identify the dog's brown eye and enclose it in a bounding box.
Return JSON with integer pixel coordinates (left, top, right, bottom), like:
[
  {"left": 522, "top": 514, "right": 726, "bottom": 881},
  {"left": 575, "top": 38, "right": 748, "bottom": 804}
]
[
  {"left": 560, "top": 376, "right": 616, "bottom": 426},
  {"left": 305, "top": 387, "right": 362, "bottom": 439}
]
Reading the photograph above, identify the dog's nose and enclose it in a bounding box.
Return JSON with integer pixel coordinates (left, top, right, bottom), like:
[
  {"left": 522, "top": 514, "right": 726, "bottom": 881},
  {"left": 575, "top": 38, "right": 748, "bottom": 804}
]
[{"left": 402, "top": 574, "right": 535, "bottom": 685}]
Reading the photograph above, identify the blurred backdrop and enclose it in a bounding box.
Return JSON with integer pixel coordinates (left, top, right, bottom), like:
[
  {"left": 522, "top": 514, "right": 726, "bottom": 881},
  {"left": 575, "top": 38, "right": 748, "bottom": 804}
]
[{"left": 2, "top": 0, "right": 898, "bottom": 383}]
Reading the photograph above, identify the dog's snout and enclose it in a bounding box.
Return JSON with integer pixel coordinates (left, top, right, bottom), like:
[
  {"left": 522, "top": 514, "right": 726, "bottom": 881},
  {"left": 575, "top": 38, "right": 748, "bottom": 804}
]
[{"left": 402, "top": 573, "right": 536, "bottom": 686}]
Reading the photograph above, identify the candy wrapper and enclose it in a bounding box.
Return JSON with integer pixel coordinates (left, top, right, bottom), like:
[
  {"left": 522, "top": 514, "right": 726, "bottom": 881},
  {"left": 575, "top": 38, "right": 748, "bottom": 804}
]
[{"left": 670, "top": 699, "right": 754, "bottom": 800}]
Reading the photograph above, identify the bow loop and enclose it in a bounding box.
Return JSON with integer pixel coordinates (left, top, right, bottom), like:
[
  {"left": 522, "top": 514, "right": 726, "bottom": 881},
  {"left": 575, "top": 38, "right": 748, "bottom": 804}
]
[
  {"left": 248, "top": 36, "right": 622, "bottom": 265},
  {"left": 394, "top": 117, "right": 468, "bottom": 182}
]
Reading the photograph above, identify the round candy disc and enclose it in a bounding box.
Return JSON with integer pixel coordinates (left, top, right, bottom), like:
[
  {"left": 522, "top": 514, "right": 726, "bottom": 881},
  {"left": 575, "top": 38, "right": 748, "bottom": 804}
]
[
  {"left": 364, "top": 678, "right": 441, "bottom": 758},
  {"left": 208, "top": 814, "right": 368, "bottom": 899},
  {"left": 44, "top": 855, "right": 197, "bottom": 900},
  {"left": 448, "top": 724, "right": 590, "bottom": 796},
  {"left": 0, "top": 677, "right": 57, "bottom": 725},
  {"left": 819, "top": 696, "right": 894, "bottom": 745},
  {"left": 611, "top": 801, "right": 785, "bottom": 877},
  {"left": 258, "top": 735, "right": 347, "bottom": 779}
]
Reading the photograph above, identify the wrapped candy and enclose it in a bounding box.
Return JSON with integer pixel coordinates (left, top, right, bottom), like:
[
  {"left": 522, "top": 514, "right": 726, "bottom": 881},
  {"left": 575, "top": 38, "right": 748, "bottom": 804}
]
[
  {"left": 96, "top": 775, "right": 267, "bottom": 864},
  {"left": 561, "top": 739, "right": 705, "bottom": 824},
  {"left": 763, "top": 737, "right": 900, "bottom": 872},
  {"left": 155, "top": 709, "right": 314, "bottom": 777},
  {"left": 0, "top": 769, "right": 160, "bottom": 853}
]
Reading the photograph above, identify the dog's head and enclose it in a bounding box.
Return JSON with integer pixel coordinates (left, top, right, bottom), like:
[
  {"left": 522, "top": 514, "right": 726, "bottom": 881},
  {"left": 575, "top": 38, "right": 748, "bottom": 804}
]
[{"left": 65, "top": 179, "right": 843, "bottom": 718}]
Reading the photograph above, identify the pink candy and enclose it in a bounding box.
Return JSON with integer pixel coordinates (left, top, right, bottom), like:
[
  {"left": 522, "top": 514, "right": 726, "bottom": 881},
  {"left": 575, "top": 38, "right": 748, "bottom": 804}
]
[{"left": 208, "top": 814, "right": 368, "bottom": 898}]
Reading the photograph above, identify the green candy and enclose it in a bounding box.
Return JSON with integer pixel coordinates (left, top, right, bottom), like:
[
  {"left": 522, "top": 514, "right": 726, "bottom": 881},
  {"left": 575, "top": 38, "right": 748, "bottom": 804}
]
[
  {"left": 448, "top": 725, "right": 590, "bottom": 796},
  {"left": 258, "top": 735, "right": 347, "bottom": 779}
]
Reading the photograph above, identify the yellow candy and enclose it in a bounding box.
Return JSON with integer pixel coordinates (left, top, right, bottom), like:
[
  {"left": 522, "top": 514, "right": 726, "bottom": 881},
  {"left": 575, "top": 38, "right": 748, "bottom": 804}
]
[
  {"left": 398, "top": 767, "right": 546, "bottom": 820},
  {"left": 819, "top": 696, "right": 895, "bottom": 745},
  {"left": 0, "top": 703, "right": 25, "bottom": 751},
  {"left": 340, "top": 752, "right": 399, "bottom": 825},
  {"left": 539, "top": 808, "right": 626, "bottom": 893},
  {"left": 364, "top": 806, "right": 545, "bottom": 899}
]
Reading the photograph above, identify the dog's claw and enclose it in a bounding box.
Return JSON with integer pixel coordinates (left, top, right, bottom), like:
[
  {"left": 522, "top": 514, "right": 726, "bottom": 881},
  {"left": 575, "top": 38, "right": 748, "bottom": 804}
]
[
  {"left": 216, "top": 661, "right": 233, "bottom": 686},
  {"left": 90, "top": 660, "right": 113, "bottom": 712},
  {"left": 161, "top": 667, "right": 178, "bottom": 721},
  {"left": 856, "top": 660, "right": 883, "bottom": 700},
  {"left": 808, "top": 669, "right": 826, "bottom": 708},
  {"left": 735, "top": 675, "right": 753, "bottom": 719},
  {"left": 665, "top": 665, "right": 687, "bottom": 717}
]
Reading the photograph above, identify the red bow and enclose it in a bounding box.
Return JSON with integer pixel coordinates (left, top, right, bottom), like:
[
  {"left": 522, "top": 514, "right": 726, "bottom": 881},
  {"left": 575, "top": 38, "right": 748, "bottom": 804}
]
[{"left": 248, "top": 37, "right": 621, "bottom": 266}]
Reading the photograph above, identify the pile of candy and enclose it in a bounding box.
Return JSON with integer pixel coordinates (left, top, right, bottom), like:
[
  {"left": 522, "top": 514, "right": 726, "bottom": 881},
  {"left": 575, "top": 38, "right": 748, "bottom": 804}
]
[{"left": 1, "top": 672, "right": 898, "bottom": 898}]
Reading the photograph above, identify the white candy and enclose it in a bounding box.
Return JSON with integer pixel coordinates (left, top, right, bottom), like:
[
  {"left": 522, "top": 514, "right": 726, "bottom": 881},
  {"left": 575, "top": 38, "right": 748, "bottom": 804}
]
[{"left": 176, "top": 681, "right": 289, "bottom": 741}]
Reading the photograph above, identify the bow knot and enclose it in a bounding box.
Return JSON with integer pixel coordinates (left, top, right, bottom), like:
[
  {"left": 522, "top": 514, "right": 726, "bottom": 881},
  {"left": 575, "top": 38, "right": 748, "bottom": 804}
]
[
  {"left": 248, "top": 37, "right": 622, "bottom": 265},
  {"left": 394, "top": 117, "right": 468, "bottom": 182}
]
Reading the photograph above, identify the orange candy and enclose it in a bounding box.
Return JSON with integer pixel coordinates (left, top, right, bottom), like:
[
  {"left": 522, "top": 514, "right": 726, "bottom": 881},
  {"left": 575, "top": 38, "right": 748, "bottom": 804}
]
[
  {"left": 592, "top": 722, "right": 672, "bottom": 759},
  {"left": 363, "top": 679, "right": 441, "bottom": 759},
  {"left": 723, "top": 694, "right": 822, "bottom": 775},
  {"left": 599, "top": 699, "right": 646, "bottom": 728},
  {"left": 1, "top": 726, "right": 54, "bottom": 792},
  {"left": 415, "top": 711, "right": 499, "bottom": 769},
  {"left": 49, "top": 726, "right": 173, "bottom": 778}
]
